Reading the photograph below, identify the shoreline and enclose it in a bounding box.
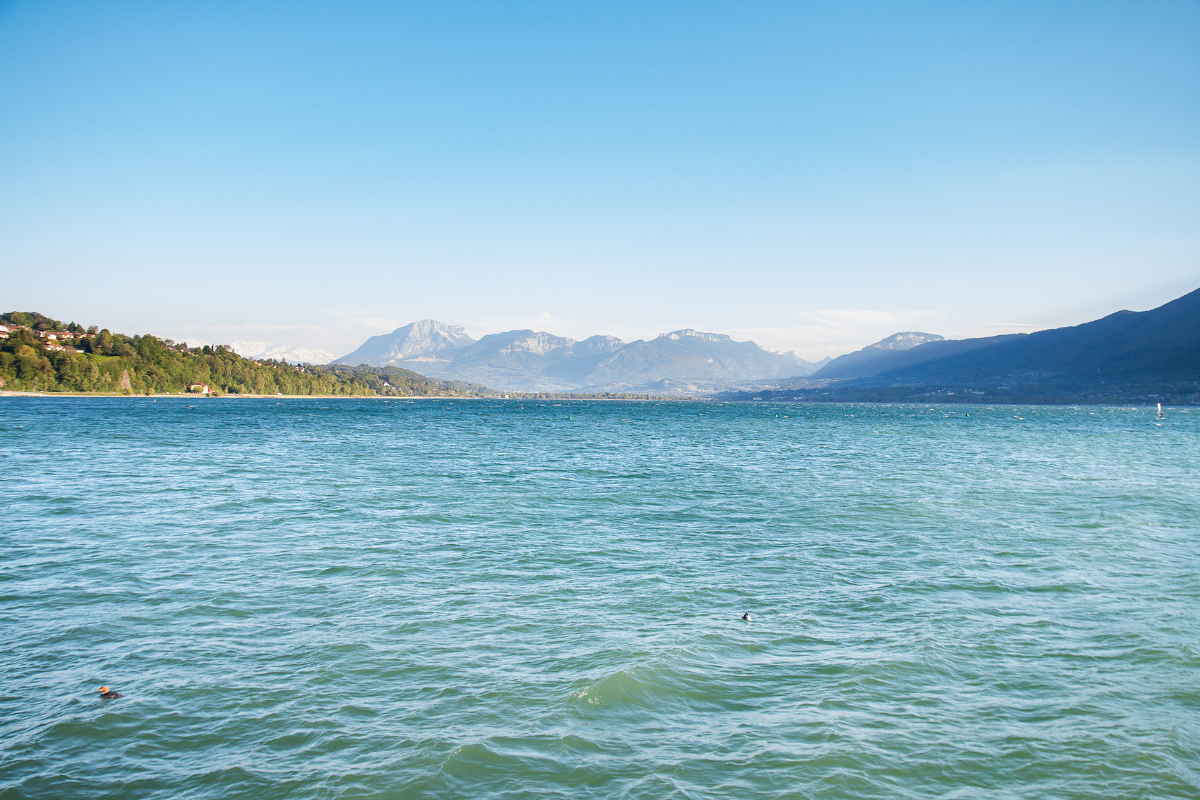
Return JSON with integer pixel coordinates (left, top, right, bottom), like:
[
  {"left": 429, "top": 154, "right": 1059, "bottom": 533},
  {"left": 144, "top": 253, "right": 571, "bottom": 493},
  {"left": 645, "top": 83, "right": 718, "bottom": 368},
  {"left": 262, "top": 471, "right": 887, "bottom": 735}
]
[
  {"left": 0, "top": 391, "right": 679, "bottom": 401},
  {"left": 0, "top": 390, "right": 484, "bottom": 400},
  {"left": 0, "top": 390, "right": 1184, "bottom": 408}
]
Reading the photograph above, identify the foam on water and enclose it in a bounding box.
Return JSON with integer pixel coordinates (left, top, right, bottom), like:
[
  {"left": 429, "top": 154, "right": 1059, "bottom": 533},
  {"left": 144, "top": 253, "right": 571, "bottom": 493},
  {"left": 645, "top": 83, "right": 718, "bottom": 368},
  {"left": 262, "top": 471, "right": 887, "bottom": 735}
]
[{"left": 1, "top": 398, "right": 1198, "bottom": 799}]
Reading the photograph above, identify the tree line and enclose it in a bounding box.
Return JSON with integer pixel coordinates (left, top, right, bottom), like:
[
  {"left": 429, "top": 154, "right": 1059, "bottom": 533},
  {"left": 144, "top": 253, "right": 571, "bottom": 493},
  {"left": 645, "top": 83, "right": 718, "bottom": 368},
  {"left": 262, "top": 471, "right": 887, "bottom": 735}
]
[{"left": 0, "top": 311, "right": 492, "bottom": 397}]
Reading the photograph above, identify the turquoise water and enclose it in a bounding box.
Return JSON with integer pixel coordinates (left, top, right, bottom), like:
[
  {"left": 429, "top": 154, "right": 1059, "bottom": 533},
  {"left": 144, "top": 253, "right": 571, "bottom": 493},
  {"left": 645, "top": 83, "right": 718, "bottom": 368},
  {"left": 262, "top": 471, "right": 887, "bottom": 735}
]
[{"left": 1, "top": 398, "right": 1198, "bottom": 799}]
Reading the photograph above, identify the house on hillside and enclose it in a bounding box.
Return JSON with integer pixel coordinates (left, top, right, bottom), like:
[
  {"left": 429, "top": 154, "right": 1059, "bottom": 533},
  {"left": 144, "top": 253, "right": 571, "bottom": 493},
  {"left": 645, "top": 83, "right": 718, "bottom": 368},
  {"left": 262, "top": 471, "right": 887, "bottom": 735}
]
[{"left": 188, "top": 384, "right": 210, "bottom": 394}]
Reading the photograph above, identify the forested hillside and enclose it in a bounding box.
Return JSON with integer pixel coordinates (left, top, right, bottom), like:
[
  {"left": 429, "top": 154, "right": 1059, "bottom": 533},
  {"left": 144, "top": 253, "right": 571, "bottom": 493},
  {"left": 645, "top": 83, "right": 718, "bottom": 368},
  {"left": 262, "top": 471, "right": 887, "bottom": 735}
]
[{"left": 0, "top": 312, "right": 490, "bottom": 397}]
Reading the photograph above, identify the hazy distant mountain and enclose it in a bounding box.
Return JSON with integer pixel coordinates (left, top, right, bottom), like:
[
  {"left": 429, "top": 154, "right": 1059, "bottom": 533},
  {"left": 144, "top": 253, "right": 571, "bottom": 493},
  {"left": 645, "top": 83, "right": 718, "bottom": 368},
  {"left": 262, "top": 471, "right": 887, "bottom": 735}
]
[
  {"left": 781, "top": 352, "right": 832, "bottom": 376},
  {"left": 334, "top": 323, "right": 814, "bottom": 392},
  {"left": 333, "top": 320, "right": 475, "bottom": 367},
  {"left": 583, "top": 329, "right": 805, "bottom": 390},
  {"left": 231, "top": 341, "right": 336, "bottom": 365},
  {"left": 872, "top": 332, "right": 946, "bottom": 351},
  {"left": 811, "top": 332, "right": 945, "bottom": 380},
  {"left": 545, "top": 335, "right": 628, "bottom": 382},
  {"left": 426, "top": 330, "right": 625, "bottom": 391}
]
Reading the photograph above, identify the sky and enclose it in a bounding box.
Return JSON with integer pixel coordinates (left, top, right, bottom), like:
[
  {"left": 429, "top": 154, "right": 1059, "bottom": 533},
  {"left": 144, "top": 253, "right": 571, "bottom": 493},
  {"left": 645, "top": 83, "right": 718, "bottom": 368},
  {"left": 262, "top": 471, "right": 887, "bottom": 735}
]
[{"left": 1, "top": 0, "right": 1198, "bottom": 361}]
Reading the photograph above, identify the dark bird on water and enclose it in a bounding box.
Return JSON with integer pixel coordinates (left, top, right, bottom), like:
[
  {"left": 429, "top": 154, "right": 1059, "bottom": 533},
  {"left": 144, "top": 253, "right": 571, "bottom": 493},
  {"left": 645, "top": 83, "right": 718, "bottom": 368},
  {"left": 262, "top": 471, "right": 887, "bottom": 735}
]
[
  {"left": 97, "top": 686, "right": 123, "bottom": 699},
  {"left": 742, "top": 613, "right": 752, "bottom": 621}
]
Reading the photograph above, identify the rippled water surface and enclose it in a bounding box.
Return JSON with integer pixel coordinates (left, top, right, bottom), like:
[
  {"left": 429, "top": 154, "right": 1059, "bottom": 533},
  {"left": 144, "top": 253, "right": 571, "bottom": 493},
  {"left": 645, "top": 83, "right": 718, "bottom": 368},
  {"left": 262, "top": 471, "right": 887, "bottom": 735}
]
[{"left": 2, "top": 398, "right": 1198, "bottom": 799}]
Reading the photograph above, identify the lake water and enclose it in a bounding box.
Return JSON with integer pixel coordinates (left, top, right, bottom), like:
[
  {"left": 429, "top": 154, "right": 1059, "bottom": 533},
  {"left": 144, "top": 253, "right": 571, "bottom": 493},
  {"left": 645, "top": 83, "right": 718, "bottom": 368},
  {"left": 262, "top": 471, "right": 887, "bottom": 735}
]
[{"left": 1, "top": 398, "right": 1198, "bottom": 799}]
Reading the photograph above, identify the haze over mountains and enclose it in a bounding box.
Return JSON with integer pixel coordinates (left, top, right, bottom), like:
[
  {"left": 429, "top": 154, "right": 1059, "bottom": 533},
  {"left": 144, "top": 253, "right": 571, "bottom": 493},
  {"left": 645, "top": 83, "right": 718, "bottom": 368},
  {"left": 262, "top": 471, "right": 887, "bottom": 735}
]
[
  {"left": 333, "top": 323, "right": 830, "bottom": 392},
  {"left": 230, "top": 340, "right": 337, "bottom": 365}
]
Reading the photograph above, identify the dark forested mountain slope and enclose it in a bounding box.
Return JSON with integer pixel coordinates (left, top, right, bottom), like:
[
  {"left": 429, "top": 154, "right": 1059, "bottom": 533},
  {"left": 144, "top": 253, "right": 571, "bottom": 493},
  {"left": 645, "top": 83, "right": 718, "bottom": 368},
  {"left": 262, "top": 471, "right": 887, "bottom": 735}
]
[{"left": 865, "top": 288, "right": 1200, "bottom": 387}]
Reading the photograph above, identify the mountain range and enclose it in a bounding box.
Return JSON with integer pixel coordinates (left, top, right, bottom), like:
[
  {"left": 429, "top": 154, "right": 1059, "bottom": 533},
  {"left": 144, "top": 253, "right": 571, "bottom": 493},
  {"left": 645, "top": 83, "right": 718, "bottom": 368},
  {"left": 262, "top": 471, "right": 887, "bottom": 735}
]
[
  {"left": 333, "top": 322, "right": 829, "bottom": 392},
  {"left": 330, "top": 287, "right": 1199, "bottom": 400}
]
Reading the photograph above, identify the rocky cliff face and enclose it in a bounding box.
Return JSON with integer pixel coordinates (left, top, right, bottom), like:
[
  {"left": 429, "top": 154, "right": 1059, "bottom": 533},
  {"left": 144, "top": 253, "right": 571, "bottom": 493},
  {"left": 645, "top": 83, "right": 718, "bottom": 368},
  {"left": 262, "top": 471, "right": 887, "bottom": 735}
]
[
  {"left": 332, "top": 320, "right": 476, "bottom": 367},
  {"left": 864, "top": 332, "right": 945, "bottom": 351}
]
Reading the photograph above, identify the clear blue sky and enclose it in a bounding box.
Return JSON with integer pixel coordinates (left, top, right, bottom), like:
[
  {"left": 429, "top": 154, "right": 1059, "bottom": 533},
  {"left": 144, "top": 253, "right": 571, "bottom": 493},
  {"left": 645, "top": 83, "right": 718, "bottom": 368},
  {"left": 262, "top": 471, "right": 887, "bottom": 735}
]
[{"left": 2, "top": 0, "right": 1197, "bottom": 359}]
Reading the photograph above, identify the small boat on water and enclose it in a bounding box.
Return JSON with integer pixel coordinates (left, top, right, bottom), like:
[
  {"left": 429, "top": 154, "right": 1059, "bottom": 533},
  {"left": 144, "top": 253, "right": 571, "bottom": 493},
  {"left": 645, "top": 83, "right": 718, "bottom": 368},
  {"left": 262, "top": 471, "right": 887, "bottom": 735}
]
[{"left": 1158, "top": 402, "right": 1166, "bottom": 421}]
